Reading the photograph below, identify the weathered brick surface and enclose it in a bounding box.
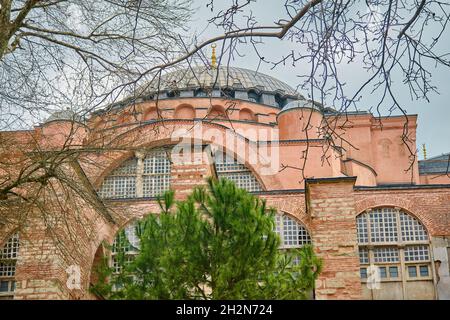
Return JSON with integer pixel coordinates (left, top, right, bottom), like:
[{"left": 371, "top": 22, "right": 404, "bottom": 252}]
[{"left": 306, "top": 178, "right": 362, "bottom": 300}]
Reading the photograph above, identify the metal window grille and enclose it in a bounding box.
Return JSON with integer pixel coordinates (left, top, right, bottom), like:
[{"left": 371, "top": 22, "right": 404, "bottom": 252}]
[
  {"left": 214, "top": 151, "right": 263, "bottom": 192},
  {"left": 400, "top": 212, "right": 428, "bottom": 242},
  {"left": 404, "top": 245, "right": 430, "bottom": 262},
  {"left": 356, "top": 208, "right": 431, "bottom": 284},
  {"left": 0, "top": 234, "right": 19, "bottom": 296},
  {"left": 359, "top": 247, "right": 369, "bottom": 264},
  {"left": 142, "top": 149, "right": 171, "bottom": 197},
  {"left": 274, "top": 214, "right": 311, "bottom": 249},
  {"left": 373, "top": 247, "right": 400, "bottom": 263},
  {"left": 111, "top": 222, "right": 141, "bottom": 273},
  {"left": 99, "top": 158, "right": 137, "bottom": 199},
  {"left": 369, "top": 208, "right": 398, "bottom": 243},
  {"left": 99, "top": 149, "right": 171, "bottom": 199}
]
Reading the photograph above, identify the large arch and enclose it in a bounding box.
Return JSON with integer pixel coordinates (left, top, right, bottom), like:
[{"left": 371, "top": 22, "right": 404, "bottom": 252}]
[
  {"left": 356, "top": 206, "right": 435, "bottom": 300},
  {"left": 90, "top": 121, "right": 283, "bottom": 191},
  {"left": 355, "top": 196, "right": 435, "bottom": 235}
]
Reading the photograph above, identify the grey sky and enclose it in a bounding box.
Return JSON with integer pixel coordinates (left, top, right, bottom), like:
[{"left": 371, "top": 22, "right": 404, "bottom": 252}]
[{"left": 188, "top": 1, "right": 450, "bottom": 159}]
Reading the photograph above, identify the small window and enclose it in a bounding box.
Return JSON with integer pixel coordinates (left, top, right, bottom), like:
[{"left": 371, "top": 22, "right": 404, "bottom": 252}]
[
  {"left": 419, "top": 265, "right": 429, "bottom": 277},
  {"left": 389, "top": 266, "right": 399, "bottom": 278},
  {"left": 221, "top": 88, "right": 235, "bottom": 99},
  {"left": 275, "top": 94, "right": 287, "bottom": 108},
  {"left": 360, "top": 268, "right": 368, "bottom": 279},
  {"left": 166, "top": 90, "right": 180, "bottom": 98},
  {"left": 247, "top": 90, "right": 261, "bottom": 103},
  {"left": 0, "top": 281, "right": 9, "bottom": 292},
  {"left": 408, "top": 266, "right": 417, "bottom": 278},
  {"left": 379, "top": 267, "right": 387, "bottom": 278},
  {"left": 194, "top": 88, "right": 208, "bottom": 97}
]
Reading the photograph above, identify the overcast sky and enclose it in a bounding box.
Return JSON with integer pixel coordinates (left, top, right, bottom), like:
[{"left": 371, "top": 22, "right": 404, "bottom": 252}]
[{"left": 189, "top": 1, "right": 450, "bottom": 159}]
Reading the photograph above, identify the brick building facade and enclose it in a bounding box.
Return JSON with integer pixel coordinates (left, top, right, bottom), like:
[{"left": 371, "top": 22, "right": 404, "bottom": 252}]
[{"left": 1, "top": 66, "right": 449, "bottom": 300}]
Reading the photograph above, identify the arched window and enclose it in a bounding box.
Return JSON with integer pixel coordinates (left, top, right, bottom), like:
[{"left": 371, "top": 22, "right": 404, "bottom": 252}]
[
  {"left": 213, "top": 151, "right": 263, "bottom": 192},
  {"left": 99, "top": 148, "right": 171, "bottom": 199},
  {"left": 0, "top": 234, "right": 19, "bottom": 299},
  {"left": 111, "top": 222, "right": 140, "bottom": 273},
  {"left": 247, "top": 90, "right": 262, "bottom": 103},
  {"left": 274, "top": 214, "right": 311, "bottom": 265},
  {"left": 274, "top": 214, "right": 311, "bottom": 249},
  {"left": 357, "top": 208, "right": 433, "bottom": 299}
]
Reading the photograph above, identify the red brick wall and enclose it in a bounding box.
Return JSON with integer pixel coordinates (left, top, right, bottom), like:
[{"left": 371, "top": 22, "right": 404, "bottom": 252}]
[
  {"left": 6, "top": 162, "right": 450, "bottom": 300},
  {"left": 306, "top": 178, "right": 362, "bottom": 300}
]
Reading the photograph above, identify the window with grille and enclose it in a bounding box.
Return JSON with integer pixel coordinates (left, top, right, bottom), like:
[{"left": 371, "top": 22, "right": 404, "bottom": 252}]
[
  {"left": 99, "top": 158, "right": 137, "bottom": 199},
  {"left": 99, "top": 148, "right": 171, "bottom": 199},
  {"left": 274, "top": 214, "right": 311, "bottom": 249},
  {"left": 357, "top": 208, "right": 432, "bottom": 284},
  {"left": 213, "top": 151, "right": 263, "bottom": 192},
  {"left": 0, "top": 234, "right": 19, "bottom": 299},
  {"left": 274, "top": 214, "right": 311, "bottom": 266},
  {"left": 111, "top": 222, "right": 141, "bottom": 274}
]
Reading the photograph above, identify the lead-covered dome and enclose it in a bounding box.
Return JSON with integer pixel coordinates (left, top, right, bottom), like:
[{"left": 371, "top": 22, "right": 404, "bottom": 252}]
[
  {"left": 98, "top": 65, "right": 304, "bottom": 114},
  {"left": 142, "top": 66, "right": 297, "bottom": 95}
]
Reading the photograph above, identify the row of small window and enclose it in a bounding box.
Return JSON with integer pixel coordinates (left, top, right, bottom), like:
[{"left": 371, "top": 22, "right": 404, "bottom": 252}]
[
  {"left": 358, "top": 245, "right": 430, "bottom": 264},
  {"left": 168, "top": 89, "right": 287, "bottom": 108},
  {"left": 360, "top": 265, "right": 430, "bottom": 280},
  {"left": 357, "top": 208, "right": 428, "bottom": 244},
  {"left": 106, "top": 152, "right": 171, "bottom": 177},
  {"left": 111, "top": 214, "right": 311, "bottom": 273},
  {"left": 99, "top": 149, "right": 264, "bottom": 198},
  {"left": 112, "top": 214, "right": 311, "bottom": 257},
  {"left": 98, "top": 175, "right": 171, "bottom": 199}
]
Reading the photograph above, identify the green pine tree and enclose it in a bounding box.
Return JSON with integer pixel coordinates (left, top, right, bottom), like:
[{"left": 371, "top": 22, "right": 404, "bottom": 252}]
[{"left": 92, "top": 178, "right": 322, "bottom": 299}]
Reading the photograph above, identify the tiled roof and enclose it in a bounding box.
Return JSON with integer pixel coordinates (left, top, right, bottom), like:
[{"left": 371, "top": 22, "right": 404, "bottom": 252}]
[{"left": 418, "top": 153, "right": 450, "bottom": 174}]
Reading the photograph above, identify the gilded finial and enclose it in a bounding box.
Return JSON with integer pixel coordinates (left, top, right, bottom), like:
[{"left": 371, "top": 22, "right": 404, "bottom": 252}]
[
  {"left": 211, "top": 44, "right": 217, "bottom": 69},
  {"left": 422, "top": 143, "right": 427, "bottom": 160}
]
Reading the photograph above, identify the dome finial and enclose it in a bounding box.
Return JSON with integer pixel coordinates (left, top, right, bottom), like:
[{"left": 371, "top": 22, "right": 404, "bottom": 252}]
[
  {"left": 422, "top": 143, "right": 427, "bottom": 160},
  {"left": 211, "top": 44, "right": 217, "bottom": 69}
]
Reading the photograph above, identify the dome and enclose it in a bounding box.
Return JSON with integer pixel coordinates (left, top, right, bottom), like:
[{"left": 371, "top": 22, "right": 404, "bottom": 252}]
[
  {"left": 45, "top": 108, "right": 83, "bottom": 123},
  {"left": 280, "top": 99, "right": 321, "bottom": 113},
  {"left": 141, "top": 66, "right": 298, "bottom": 95},
  {"left": 277, "top": 99, "right": 324, "bottom": 140}
]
